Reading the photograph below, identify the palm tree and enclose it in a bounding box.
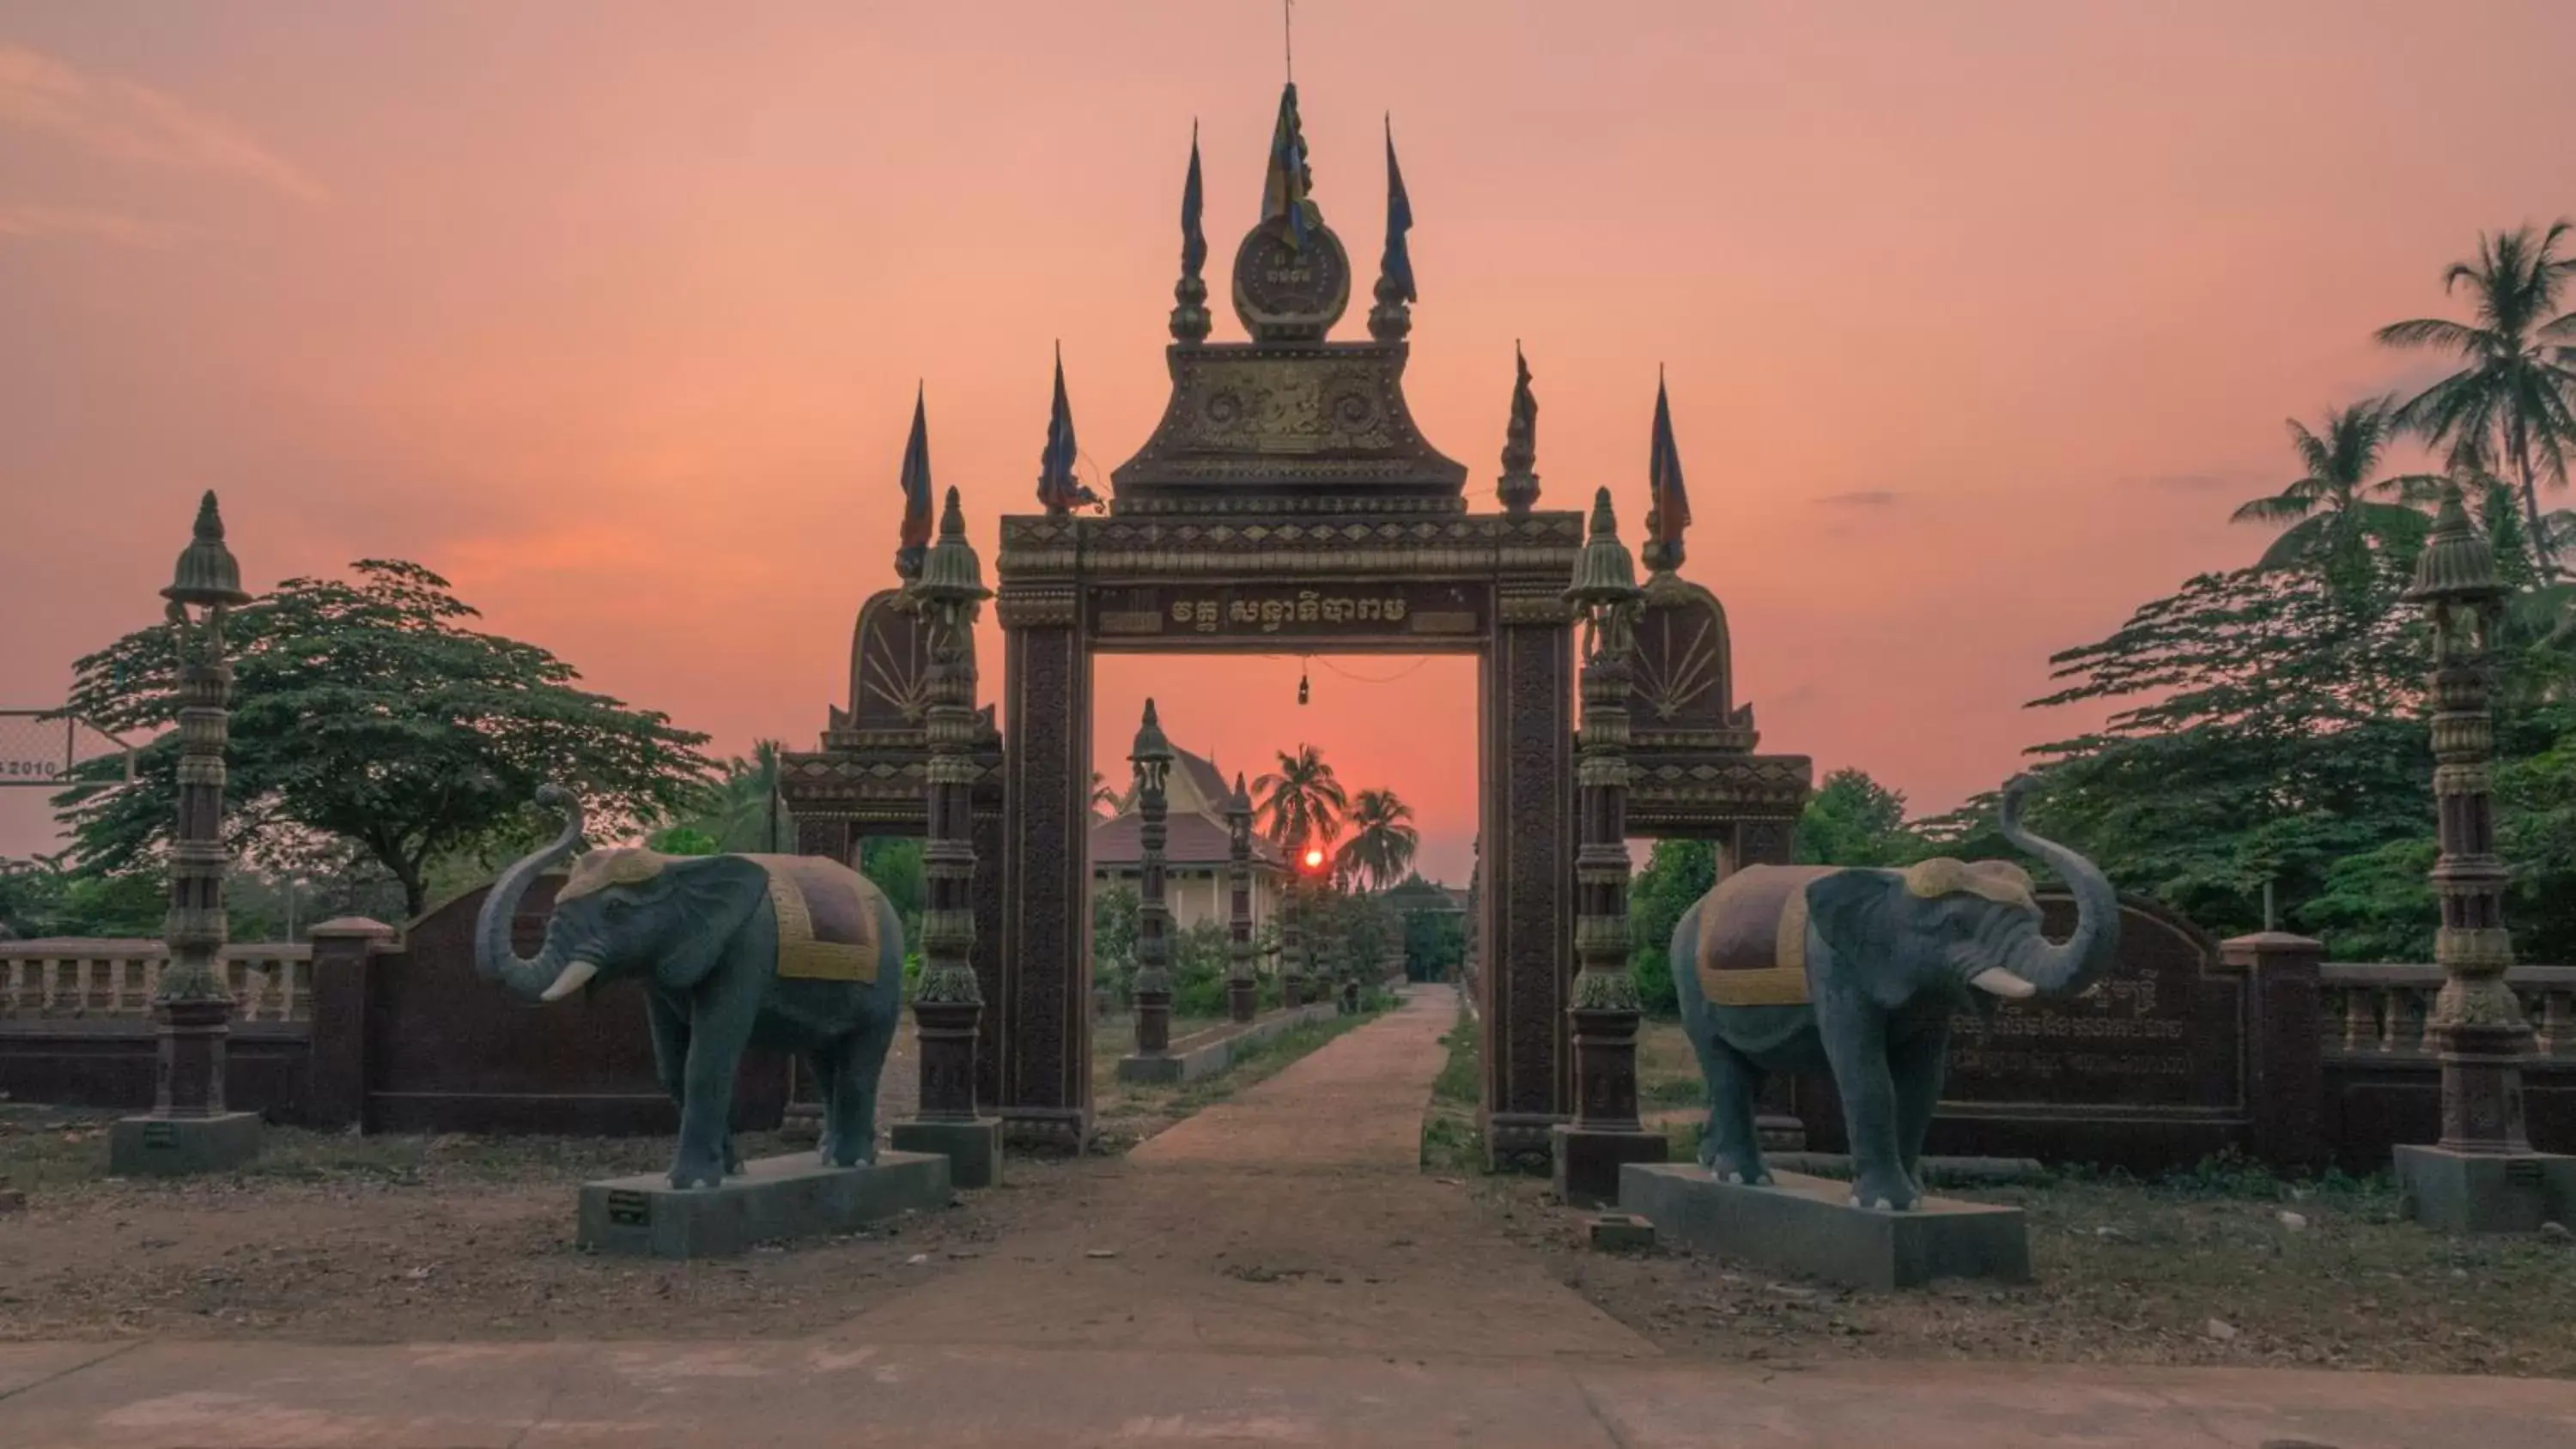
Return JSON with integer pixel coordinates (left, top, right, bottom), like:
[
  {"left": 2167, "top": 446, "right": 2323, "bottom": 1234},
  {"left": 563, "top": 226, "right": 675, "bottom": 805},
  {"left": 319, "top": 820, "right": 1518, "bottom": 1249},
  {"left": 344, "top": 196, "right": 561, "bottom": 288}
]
[
  {"left": 2230, "top": 397, "right": 2441, "bottom": 592},
  {"left": 2377, "top": 221, "right": 2576, "bottom": 579},
  {"left": 687, "top": 739, "right": 791, "bottom": 852},
  {"left": 1335, "top": 788, "right": 1419, "bottom": 890},
  {"left": 1091, "top": 770, "right": 1122, "bottom": 815},
  {"left": 1254, "top": 743, "right": 1347, "bottom": 864}
]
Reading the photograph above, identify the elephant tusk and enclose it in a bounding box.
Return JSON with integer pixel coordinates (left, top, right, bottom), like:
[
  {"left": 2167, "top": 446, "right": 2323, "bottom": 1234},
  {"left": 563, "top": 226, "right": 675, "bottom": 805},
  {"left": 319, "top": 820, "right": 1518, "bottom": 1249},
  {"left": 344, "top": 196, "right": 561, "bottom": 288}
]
[
  {"left": 1970, "top": 967, "right": 2038, "bottom": 998},
  {"left": 539, "top": 959, "right": 601, "bottom": 1003}
]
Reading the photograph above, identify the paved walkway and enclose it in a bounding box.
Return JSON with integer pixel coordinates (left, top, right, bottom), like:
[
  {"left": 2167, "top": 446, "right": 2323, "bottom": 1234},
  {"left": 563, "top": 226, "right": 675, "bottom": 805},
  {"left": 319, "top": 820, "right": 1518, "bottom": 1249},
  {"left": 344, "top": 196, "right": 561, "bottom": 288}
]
[
  {"left": 6, "top": 988, "right": 2576, "bottom": 1446},
  {"left": 839, "top": 986, "right": 1647, "bottom": 1358}
]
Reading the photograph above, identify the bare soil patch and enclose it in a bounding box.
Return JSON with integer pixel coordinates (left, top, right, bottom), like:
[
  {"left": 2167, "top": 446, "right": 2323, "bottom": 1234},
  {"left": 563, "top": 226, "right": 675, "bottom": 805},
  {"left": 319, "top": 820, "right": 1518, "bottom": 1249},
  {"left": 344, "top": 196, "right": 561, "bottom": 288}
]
[
  {"left": 1469, "top": 1015, "right": 2576, "bottom": 1378},
  {"left": 0, "top": 1008, "right": 1376, "bottom": 1344}
]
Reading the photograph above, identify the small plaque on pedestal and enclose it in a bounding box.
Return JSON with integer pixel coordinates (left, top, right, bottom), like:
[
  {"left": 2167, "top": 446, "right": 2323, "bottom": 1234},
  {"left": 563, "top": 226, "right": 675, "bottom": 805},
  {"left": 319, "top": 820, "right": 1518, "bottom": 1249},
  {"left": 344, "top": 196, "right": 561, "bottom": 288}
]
[
  {"left": 107, "top": 1111, "right": 262, "bottom": 1178},
  {"left": 1619, "top": 1163, "right": 2030, "bottom": 1291},
  {"left": 577, "top": 1149, "right": 951, "bottom": 1259}
]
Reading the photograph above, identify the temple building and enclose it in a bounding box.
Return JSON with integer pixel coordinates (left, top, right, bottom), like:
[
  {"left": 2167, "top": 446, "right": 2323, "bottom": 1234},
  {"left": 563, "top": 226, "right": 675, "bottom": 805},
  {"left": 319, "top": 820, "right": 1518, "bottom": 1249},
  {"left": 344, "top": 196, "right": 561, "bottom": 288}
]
[{"left": 1089, "top": 743, "right": 1286, "bottom": 933}]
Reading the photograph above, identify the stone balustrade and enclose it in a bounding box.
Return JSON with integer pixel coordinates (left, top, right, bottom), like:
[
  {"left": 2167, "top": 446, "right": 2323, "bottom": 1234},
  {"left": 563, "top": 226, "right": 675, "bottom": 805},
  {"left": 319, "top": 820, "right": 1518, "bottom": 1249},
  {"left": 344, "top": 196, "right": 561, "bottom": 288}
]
[
  {"left": 0, "top": 940, "right": 315, "bottom": 1023},
  {"left": 2320, "top": 961, "right": 2576, "bottom": 1058}
]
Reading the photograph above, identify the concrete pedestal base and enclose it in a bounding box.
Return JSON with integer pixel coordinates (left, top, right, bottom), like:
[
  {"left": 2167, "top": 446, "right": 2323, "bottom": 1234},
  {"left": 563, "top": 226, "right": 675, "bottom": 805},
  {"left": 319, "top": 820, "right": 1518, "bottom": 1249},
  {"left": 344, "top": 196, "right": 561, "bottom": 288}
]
[
  {"left": 1551, "top": 1124, "right": 1669, "bottom": 1209},
  {"left": 1620, "top": 1163, "right": 2030, "bottom": 1291},
  {"left": 2395, "top": 1144, "right": 2576, "bottom": 1234},
  {"left": 890, "top": 1117, "right": 1004, "bottom": 1189},
  {"left": 577, "top": 1149, "right": 951, "bottom": 1259},
  {"left": 107, "top": 1111, "right": 261, "bottom": 1178}
]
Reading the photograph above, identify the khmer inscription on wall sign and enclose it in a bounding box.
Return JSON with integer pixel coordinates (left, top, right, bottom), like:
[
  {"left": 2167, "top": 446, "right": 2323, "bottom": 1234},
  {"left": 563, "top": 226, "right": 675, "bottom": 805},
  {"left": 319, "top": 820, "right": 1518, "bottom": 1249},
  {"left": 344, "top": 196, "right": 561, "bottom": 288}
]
[
  {"left": 1938, "top": 894, "right": 2244, "bottom": 1113},
  {"left": 1088, "top": 582, "right": 1487, "bottom": 642}
]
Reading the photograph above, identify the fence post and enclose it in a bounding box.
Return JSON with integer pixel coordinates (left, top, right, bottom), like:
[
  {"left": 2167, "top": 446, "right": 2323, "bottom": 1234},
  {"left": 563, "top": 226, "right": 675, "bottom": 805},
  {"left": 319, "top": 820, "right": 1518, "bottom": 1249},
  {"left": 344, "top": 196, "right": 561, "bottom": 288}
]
[
  {"left": 2221, "top": 931, "right": 2326, "bottom": 1172},
  {"left": 303, "top": 918, "right": 395, "bottom": 1131}
]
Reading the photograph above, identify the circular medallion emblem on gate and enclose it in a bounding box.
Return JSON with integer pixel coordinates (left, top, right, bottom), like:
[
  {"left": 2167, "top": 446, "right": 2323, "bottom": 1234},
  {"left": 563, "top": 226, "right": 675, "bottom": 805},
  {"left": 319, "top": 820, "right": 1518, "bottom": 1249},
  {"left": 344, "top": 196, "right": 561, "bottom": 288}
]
[{"left": 1231, "top": 213, "right": 1352, "bottom": 343}]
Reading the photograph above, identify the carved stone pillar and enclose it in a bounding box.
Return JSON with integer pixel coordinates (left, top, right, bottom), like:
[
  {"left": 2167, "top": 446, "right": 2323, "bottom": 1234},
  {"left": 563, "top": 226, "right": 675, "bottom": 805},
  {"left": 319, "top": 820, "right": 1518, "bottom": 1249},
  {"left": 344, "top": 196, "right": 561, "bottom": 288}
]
[
  {"left": 1127, "top": 701, "right": 1176, "bottom": 1060},
  {"left": 2393, "top": 484, "right": 2576, "bottom": 1230},
  {"left": 1551, "top": 489, "right": 1668, "bottom": 1205},
  {"left": 1224, "top": 773, "right": 1258, "bottom": 1022},
  {"left": 888, "top": 488, "right": 1003, "bottom": 1188},
  {"left": 997, "top": 586, "right": 1091, "bottom": 1149},
  {"left": 1279, "top": 874, "right": 1308, "bottom": 1009},
  {"left": 112, "top": 492, "right": 264, "bottom": 1178},
  {"left": 1484, "top": 582, "right": 1576, "bottom": 1172}
]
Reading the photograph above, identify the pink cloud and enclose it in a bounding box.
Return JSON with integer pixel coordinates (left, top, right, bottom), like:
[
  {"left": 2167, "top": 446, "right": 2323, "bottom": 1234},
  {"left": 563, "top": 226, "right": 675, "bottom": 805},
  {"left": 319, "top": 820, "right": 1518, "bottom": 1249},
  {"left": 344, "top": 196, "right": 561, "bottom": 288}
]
[{"left": 0, "top": 43, "right": 324, "bottom": 202}]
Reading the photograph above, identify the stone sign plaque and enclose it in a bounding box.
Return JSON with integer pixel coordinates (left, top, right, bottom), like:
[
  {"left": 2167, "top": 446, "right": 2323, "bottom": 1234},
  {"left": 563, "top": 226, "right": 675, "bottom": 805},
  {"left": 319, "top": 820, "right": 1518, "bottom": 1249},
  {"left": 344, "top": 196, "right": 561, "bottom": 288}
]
[
  {"left": 1939, "top": 894, "right": 2243, "bottom": 1113},
  {"left": 1087, "top": 582, "right": 1487, "bottom": 643}
]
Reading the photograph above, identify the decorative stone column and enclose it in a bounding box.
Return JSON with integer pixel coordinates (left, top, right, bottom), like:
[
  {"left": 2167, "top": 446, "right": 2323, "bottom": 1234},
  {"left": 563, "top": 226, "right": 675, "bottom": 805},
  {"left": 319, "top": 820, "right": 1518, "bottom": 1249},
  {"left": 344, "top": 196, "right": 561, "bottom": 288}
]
[
  {"left": 1127, "top": 700, "right": 1176, "bottom": 1059},
  {"left": 112, "top": 492, "right": 264, "bottom": 1177},
  {"left": 1550, "top": 488, "right": 1670, "bottom": 1207},
  {"left": 1279, "top": 868, "right": 1308, "bottom": 1009},
  {"left": 2393, "top": 484, "right": 2576, "bottom": 1230},
  {"left": 1224, "top": 772, "right": 1258, "bottom": 1023},
  {"left": 889, "top": 488, "right": 1004, "bottom": 1189}
]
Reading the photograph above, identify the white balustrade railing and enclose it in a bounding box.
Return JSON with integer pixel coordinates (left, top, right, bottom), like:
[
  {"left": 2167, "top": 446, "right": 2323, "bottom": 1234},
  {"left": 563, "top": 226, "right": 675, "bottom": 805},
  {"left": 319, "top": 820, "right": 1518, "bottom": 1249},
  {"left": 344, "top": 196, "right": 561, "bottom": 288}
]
[
  {"left": 0, "top": 941, "right": 313, "bottom": 1022},
  {"left": 2319, "top": 962, "right": 2576, "bottom": 1059}
]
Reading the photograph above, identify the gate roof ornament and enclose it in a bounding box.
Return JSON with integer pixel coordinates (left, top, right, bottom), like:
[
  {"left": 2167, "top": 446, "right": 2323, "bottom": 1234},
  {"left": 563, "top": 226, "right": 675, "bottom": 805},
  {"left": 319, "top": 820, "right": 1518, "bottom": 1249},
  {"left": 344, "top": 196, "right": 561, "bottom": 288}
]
[{"left": 1112, "top": 83, "right": 1467, "bottom": 514}]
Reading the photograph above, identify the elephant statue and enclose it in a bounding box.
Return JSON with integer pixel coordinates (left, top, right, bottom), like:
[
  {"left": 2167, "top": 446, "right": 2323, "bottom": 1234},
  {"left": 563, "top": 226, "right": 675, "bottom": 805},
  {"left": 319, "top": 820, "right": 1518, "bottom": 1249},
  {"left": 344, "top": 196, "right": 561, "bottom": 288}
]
[
  {"left": 1670, "top": 773, "right": 2118, "bottom": 1211},
  {"left": 474, "top": 785, "right": 906, "bottom": 1190}
]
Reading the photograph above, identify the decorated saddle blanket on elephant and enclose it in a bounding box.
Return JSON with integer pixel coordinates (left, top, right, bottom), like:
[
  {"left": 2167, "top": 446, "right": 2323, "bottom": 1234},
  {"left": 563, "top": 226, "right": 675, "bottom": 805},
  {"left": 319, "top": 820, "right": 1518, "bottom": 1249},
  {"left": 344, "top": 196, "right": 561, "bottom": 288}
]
[
  {"left": 744, "top": 854, "right": 883, "bottom": 983},
  {"left": 1696, "top": 864, "right": 1837, "bottom": 1007},
  {"left": 1695, "top": 858, "right": 2040, "bottom": 1008}
]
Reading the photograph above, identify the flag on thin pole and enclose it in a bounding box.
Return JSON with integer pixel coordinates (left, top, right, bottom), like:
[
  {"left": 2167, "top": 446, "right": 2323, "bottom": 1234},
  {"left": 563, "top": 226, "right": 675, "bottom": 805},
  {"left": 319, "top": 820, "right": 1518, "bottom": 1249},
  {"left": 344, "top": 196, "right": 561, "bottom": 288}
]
[
  {"left": 1038, "top": 343, "right": 1082, "bottom": 513},
  {"left": 1261, "top": 82, "right": 1314, "bottom": 249},
  {"left": 1649, "top": 367, "right": 1691, "bottom": 558},
  {"left": 1181, "top": 120, "right": 1207, "bottom": 280},
  {"left": 1381, "top": 114, "right": 1415, "bottom": 304},
  {"left": 896, "top": 385, "right": 933, "bottom": 572}
]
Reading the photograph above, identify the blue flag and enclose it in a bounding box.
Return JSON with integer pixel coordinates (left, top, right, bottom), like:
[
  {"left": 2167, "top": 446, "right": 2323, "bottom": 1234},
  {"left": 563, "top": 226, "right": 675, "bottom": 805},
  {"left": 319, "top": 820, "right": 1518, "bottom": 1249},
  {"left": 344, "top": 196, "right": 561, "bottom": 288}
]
[
  {"left": 1038, "top": 343, "right": 1082, "bottom": 512},
  {"left": 1261, "top": 82, "right": 1313, "bottom": 249},
  {"left": 1649, "top": 369, "right": 1691, "bottom": 555},
  {"left": 1180, "top": 121, "right": 1207, "bottom": 279},
  {"left": 898, "top": 385, "right": 933, "bottom": 555},
  {"left": 1382, "top": 116, "right": 1415, "bottom": 304}
]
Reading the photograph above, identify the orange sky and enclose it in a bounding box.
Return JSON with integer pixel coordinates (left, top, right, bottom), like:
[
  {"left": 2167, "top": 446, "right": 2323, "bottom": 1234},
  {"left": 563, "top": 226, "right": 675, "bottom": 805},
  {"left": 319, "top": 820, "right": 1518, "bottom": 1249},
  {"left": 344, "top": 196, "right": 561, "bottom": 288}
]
[{"left": 5, "top": 2, "right": 2573, "bottom": 885}]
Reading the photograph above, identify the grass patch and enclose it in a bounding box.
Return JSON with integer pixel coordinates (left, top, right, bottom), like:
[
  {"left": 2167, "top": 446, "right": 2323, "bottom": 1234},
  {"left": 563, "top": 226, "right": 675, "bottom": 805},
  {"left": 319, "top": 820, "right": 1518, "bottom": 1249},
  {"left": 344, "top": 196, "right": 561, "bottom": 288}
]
[
  {"left": 1084, "top": 997, "right": 1393, "bottom": 1153},
  {"left": 1420, "top": 999, "right": 1485, "bottom": 1173}
]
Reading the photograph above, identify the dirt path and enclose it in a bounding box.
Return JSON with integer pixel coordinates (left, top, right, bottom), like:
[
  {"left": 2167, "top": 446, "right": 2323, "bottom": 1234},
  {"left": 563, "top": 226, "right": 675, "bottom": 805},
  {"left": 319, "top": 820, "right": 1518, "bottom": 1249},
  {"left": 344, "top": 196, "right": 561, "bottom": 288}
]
[{"left": 839, "top": 988, "right": 1656, "bottom": 1359}]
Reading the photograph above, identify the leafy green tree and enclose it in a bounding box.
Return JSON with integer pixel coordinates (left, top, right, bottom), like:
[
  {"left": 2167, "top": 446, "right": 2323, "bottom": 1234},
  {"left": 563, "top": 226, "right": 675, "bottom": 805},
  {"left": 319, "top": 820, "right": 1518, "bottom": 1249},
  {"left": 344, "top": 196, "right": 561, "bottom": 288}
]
[
  {"left": 1401, "top": 909, "right": 1465, "bottom": 980},
  {"left": 1334, "top": 787, "right": 1419, "bottom": 889},
  {"left": 1794, "top": 767, "right": 1926, "bottom": 867},
  {"left": 1627, "top": 839, "right": 1716, "bottom": 1016},
  {"left": 52, "top": 560, "right": 713, "bottom": 919},
  {"left": 2230, "top": 397, "right": 2441, "bottom": 598},
  {"left": 647, "top": 826, "right": 722, "bottom": 856},
  {"left": 1091, "top": 880, "right": 1140, "bottom": 1005},
  {"left": 2379, "top": 221, "right": 2576, "bottom": 580},
  {"left": 858, "top": 836, "right": 925, "bottom": 944}
]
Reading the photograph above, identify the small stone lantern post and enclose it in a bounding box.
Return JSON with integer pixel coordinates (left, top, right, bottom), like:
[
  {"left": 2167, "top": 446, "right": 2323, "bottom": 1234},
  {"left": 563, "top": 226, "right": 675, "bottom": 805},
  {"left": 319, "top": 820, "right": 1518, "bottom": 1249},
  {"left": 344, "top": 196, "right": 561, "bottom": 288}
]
[
  {"left": 1550, "top": 487, "right": 1670, "bottom": 1206},
  {"left": 887, "top": 487, "right": 1004, "bottom": 1189},
  {"left": 2393, "top": 483, "right": 2575, "bottom": 1229},
  {"left": 112, "top": 491, "right": 264, "bottom": 1177},
  {"left": 1127, "top": 700, "right": 1178, "bottom": 1058},
  {"left": 1224, "top": 772, "right": 1259, "bottom": 1023}
]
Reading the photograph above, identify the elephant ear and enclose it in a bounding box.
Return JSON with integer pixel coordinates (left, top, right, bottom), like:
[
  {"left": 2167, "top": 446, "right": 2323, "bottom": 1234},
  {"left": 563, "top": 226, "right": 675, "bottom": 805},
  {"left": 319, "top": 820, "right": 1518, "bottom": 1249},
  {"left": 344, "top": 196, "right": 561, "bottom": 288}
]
[
  {"left": 617, "top": 855, "right": 770, "bottom": 991},
  {"left": 1802, "top": 870, "right": 1913, "bottom": 1011}
]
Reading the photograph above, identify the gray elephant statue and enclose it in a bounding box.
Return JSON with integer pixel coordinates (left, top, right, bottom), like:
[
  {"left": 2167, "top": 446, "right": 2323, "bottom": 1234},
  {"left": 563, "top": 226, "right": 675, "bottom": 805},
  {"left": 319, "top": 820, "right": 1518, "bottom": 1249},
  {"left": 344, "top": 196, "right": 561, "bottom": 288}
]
[
  {"left": 1671, "top": 773, "right": 2118, "bottom": 1211},
  {"left": 474, "top": 785, "right": 905, "bottom": 1190}
]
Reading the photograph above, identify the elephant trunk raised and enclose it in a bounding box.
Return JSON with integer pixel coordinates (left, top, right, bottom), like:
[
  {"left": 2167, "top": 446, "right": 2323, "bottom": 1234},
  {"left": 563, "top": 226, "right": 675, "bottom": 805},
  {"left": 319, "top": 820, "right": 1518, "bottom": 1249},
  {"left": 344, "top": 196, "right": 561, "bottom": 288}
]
[
  {"left": 1978, "top": 775, "right": 2121, "bottom": 1000},
  {"left": 473, "top": 783, "right": 594, "bottom": 1004}
]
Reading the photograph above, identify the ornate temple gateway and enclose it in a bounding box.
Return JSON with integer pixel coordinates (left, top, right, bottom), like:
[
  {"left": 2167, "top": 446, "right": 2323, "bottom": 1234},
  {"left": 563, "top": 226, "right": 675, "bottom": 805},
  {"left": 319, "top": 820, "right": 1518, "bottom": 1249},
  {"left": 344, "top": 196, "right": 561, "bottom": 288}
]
[{"left": 782, "top": 84, "right": 1810, "bottom": 1166}]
